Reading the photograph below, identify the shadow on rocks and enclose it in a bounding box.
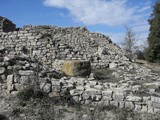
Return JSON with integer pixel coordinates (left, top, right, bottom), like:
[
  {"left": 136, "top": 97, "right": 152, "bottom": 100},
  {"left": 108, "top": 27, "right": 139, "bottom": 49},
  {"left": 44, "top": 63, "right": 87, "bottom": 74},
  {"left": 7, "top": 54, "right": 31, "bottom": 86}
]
[{"left": 0, "top": 114, "right": 8, "bottom": 120}]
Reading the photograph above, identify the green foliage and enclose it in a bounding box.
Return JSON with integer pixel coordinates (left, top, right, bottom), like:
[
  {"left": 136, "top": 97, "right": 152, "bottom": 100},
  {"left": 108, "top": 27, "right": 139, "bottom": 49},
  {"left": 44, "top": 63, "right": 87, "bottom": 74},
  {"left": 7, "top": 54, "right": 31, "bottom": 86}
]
[
  {"left": 17, "top": 86, "right": 46, "bottom": 101},
  {"left": 93, "top": 68, "right": 113, "bottom": 81},
  {"left": 60, "top": 89, "right": 75, "bottom": 106},
  {"left": 145, "top": 1, "right": 160, "bottom": 62},
  {"left": 135, "top": 50, "right": 145, "bottom": 60}
]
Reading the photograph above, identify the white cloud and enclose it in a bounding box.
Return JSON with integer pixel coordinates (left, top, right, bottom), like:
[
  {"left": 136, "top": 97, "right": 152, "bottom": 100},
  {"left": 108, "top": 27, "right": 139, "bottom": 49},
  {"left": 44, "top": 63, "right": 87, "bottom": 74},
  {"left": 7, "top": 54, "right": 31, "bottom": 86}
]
[
  {"left": 44, "top": 0, "right": 140, "bottom": 26},
  {"left": 132, "top": 23, "right": 149, "bottom": 33}
]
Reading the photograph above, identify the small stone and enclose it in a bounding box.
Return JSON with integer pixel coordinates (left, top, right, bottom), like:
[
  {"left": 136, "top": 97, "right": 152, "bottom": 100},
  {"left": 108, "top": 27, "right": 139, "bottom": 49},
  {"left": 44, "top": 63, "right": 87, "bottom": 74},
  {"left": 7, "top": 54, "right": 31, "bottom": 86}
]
[
  {"left": 43, "top": 83, "right": 52, "bottom": 93},
  {"left": 126, "top": 95, "right": 142, "bottom": 102},
  {"left": 19, "top": 70, "right": 35, "bottom": 76},
  {"left": 102, "top": 90, "right": 113, "bottom": 98},
  {"left": 109, "top": 62, "right": 117, "bottom": 69},
  {"left": 113, "top": 92, "right": 124, "bottom": 102},
  {"left": 0, "top": 67, "right": 5, "bottom": 75},
  {"left": 94, "top": 85, "right": 103, "bottom": 90},
  {"left": 125, "top": 102, "right": 135, "bottom": 110}
]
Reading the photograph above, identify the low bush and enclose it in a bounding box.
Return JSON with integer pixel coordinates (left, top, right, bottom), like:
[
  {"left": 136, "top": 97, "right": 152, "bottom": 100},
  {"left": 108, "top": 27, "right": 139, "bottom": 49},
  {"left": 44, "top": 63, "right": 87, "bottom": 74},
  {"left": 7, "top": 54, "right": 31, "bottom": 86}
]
[
  {"left": 17, "top": 86, "right": 46, "bottom": 101},
  {"left": 93, "top": 68, "right": 113, "bottom": 80},
  {"left": 0, "top": 114, "right": 8, "bottom": 120}
]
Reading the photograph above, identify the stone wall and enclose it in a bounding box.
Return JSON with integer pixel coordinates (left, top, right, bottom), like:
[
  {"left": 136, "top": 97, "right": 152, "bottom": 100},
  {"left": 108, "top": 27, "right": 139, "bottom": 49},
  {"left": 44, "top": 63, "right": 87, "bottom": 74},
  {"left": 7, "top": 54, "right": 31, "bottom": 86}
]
[
  {"left": 0, "top": 18, "right": 160, "bottom": 114},
  {"left": 0, "top": 25, "right": 129, "bottom": 70},
  {"left": 0, "top": 47, "right": 160, "bottom": 113},
  {"left": 0, "top": 16, "right": 16, "bottom": 32}
]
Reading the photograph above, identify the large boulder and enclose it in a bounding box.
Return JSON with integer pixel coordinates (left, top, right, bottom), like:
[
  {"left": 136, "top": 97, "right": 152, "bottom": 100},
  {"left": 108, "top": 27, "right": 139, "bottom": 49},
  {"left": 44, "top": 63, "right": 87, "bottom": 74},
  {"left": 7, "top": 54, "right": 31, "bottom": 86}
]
[{"left": 62, "top": 60, "right": 91, "bottom": 77}]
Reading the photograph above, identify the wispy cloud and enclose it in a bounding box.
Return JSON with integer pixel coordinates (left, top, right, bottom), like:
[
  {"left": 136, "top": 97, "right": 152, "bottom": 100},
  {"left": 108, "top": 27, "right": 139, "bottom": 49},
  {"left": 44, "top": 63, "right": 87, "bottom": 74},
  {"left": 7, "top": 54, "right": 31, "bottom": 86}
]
[
  {"left": 44, "top": 0, "right": 152, "bottom": 45},
  {"left": 137, "top": 6, "right": 151, "bottom": 13},
  {"left": 44, "top": 0, "right": 141, "bottom": 26}
]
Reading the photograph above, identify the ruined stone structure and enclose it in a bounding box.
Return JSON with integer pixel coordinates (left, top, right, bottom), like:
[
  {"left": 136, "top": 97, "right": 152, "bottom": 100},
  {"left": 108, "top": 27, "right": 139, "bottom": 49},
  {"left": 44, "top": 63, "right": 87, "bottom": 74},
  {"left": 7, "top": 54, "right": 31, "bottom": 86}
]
[
  {"left": 0, "top": 24, "right": 129, "bottom": 71},
  {"left": 0, "top": 16, "right": 16, "bottom": 32},
  {"left": 0, "top": 17, "right": 160, "bottom": 114}
]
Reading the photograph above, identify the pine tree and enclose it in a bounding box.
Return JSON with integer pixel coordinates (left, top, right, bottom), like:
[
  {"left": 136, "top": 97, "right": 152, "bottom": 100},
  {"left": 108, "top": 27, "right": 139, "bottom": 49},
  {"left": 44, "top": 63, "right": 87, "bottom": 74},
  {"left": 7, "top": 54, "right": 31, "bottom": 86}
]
[{"left": 145, "top": 1, "right": 160, "bottom": 62}]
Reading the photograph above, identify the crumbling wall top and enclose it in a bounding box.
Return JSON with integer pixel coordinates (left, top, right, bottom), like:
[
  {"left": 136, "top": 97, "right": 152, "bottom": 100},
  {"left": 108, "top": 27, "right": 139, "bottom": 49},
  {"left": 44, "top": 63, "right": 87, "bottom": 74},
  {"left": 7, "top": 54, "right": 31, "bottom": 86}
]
[{"left": 0, "top": 16, "right": 16, "bottom": 32}]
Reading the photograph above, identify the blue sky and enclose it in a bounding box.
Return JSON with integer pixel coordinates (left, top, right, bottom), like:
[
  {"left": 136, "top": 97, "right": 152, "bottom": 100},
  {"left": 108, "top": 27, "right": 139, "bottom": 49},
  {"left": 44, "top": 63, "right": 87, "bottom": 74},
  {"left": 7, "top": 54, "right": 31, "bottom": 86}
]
[{"left": 0, "top": 0, "right": 156, "bottom": 45}]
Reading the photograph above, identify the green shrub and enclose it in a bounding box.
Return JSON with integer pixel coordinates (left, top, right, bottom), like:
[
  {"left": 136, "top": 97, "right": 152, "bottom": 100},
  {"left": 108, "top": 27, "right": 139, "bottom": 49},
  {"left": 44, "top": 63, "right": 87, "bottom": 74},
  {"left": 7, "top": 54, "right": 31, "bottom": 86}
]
[
  {"left": 17, "top": 87, "right": 34, "bottom": 101},
  {"left": 135, "top": 50, "right": 145, "bottom": 60},
  {"left": 17, "top": 86, "right": 46, "bottom": 101},
  {"left": 93, "top": 68, "right": 113, "bottom": 80}
]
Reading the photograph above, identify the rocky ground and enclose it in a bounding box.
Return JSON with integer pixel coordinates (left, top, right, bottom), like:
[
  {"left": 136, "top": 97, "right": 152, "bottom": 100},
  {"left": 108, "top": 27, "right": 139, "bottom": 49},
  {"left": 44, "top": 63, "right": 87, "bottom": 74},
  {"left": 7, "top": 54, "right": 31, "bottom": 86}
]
[
  {"left": 0, "top": 24, "right": 160, "bottom": 119},
  {"left": 0, "top": 91, "right": 160, "bottom": 120},
  {"left": 0, "top": 48, "right": 160, "bottom": 119}
]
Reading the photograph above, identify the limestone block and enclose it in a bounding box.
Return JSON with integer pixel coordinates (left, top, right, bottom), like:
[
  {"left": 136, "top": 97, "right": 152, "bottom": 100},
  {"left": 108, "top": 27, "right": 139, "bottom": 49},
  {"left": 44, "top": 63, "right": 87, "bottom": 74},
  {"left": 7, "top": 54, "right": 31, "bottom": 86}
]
[
  {"left": 126, "top": 95, "right": 142, "bottom": 102},
  {"left": 148, "top": 106, "right": 154, "bottom": 113},
  {"left": 19, "top": 70, "right": 35, "bottom": 76},
  {"left": 48, "top": 92, "right": 60, "bottom": 98},
  {"left": 94, "top": 85, "right": 103, "bottom": 90},
  {"left": 43, "top": 83, "right": 52, "bottom": 93},
  {"left": 134, "top": 104, "right": 142, "bottom": 111},
  {"left": 84, "top": 88, "right": 102, "bottom": 95},
  {"left": 0, "top": 46, "right": 5, "bottom": 53},
  {"left": 62, "top": 60, "right": 91, "bottom": 77},
  {"left": 88, "top": 81, "right": 97, "bottom": 87},
  {"left": 151, "top": 96, "right": 160, "bottom": 103},
  {"left": 141, "top": 105, "right": 147, "bottom": 112},
  {"left": 72, "top": 96, "right": 80, "bottom": 102},
  {"left": 82, "top": 93, "right": 90, "bottom": 100},
  {"left": 0, "top": 67, "right": 5, "bottom": 75},
  {"left": 132, "top": 85, "right": 141, "bottom": 92},
  {"left": 7, "top": 74, "right": 13, "bottom": 83},
  {"left": 69, "top": 86, "right": 84, "bottom": 96},
  {"left": 113, "top": 92, "right": 125, "bottom": 102},
  {"left": 102, "top": 90, "right": 113, "bottom": 99},
  {"left": 154, "top": 108, "right": 160, "bottom": 113},
  {"left": 109, "top": 62, "right": 117, "bottom": 69},
  {"left": 125, "top": 101, "right": 135, "bottom": 110},
  {"left": 152, "top": 102, "right": 160, "bottom": 109},
  {"left": 7, "top": 74, "right": 14, "bottom": 92}
]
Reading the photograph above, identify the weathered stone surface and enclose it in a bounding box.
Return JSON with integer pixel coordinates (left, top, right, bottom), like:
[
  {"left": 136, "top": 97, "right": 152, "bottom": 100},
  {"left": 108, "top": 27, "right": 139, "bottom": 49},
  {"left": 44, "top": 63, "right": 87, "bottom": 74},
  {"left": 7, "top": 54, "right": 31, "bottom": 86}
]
[
  {"left": 109, "top": 62, "right": 117, "bottom": 69},
  {"left": 42, "top": 83, "right": 52, "bottom": 93},
  {"left": 0, "top": 67, "right": 5, "bottom": 75},
  {"left": 70, "top": 86, "right": 84, "bottom": 96},
  {"left": 113, "top": 92, "right": 125, "bottom": 102},
  {"left": 83, "top": 88, "right": 102, "bottom": 96},
  {"left": 126, "top": 96, "right": 142, "bottom": 102},
  {"left": 125, "top": 102, "right": 135, "bottom": 110},
  {"left": 102, "top": 90, "right": 113, "bottom": 99},
  {"left": 7, "top": 74, "right": 14, "bottom": 92},
  {"left": 94, "top": 85, "right": 103, "bottom": 90},
  {"left": 62, "top": 60, "right": 91, "bottom": 77},
  {"left": 19, "top": 70, "right": 35, "bottom": 76},
  {"left": 0, "top": 46, "right": 5, "bottom": 53}
]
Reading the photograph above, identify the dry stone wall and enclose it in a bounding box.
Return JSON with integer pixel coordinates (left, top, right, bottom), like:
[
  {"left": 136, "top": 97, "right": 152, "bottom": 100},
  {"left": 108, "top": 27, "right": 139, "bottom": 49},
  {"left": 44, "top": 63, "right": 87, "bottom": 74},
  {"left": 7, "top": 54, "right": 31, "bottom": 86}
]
[
  {"left": 0, "top": 16, "right": 16, "bottom": 32},
  {"left": 0, "top": 47, "right": 160, "bottom": 113},
  {"left": 0, "top": 17, "right": 160, "bottom": 114},
  {"left": 0, "top": 24, "right": 130, "bottom": 70}
]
